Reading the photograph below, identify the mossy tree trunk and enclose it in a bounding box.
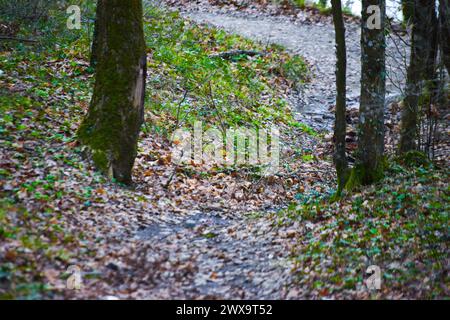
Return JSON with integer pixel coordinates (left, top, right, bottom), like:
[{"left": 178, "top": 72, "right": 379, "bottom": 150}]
[
  {"left": 78, "top": 0, "right": 147, "bottom": 184},
  {"left": 347, "top": 0, "right": 386, "bottom": 189},
  {"left": 399, "top": 0, "right": 438, "bottom": 153},
  {"left": 331, "top": 0, "right": 349, "bottom": 192}
]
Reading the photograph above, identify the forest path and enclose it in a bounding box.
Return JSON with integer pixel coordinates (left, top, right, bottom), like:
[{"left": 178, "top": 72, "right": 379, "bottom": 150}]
[
  {"left": 177, "top": 5, "right": 407, "bottom": 131},
  {"left": 116, "top": 1, "right": 344, "bottom": 300},
  {"left": 114, "top": 3, "right": 340, "bottom": 300},
  {"left": 110, "top": 1, "right": 404, "bottom": 300},
  {"left": 132, "top": 209, "right": 301, "bottom": 299}
]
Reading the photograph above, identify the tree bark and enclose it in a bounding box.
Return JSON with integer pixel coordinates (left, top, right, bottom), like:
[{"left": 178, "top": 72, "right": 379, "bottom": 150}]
[
  {"left": 331, "top": 0, "right": 349, "bottom": 192},
  {"left": 90, "top": 0, "right": 104, "bottom": 68},
  {"left": 402, "top": 0, "right": 414, "bottom": 24},
  {"left": 347, "top": 0, "right": 386, "bottom": 188},
  {"left": 440, "top": 0, "right": 450, "bottom": 74},
  {"left": 78, "top": 0, "right": 147, "bottom": 184},
  {"left": 399, "top": 0, "right": 438, "bottom": 153}
]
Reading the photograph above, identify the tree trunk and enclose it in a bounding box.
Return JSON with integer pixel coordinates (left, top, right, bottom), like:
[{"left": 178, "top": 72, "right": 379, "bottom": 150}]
[
  {"left": 331, "top": 0, "right": 349, "bottom": 192},
  {"left": 90, "top": 0, "right": 103, "bottom": 68},
  {"left": 78, "top": 0, "right": 147, "bottom": 184},
  {"left": 347, "top": 0, "right": 386, "bottom": 188},
  {"left": 440, "top": 0, "right": 450, "bottom": 74},
  {"left": 399, "top": 0, "right": 438, "bottom": 153},
  {"left": 402, "top": 0, "right": 414, "bottom": 24}
]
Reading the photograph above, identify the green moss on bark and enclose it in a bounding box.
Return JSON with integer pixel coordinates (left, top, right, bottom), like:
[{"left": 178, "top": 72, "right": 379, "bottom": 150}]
[
  {"left": 344, "top": 159, "right": 386, "bottom": 191},
  {"left": 77, "top": 0, "right": 146, "bottom": 184},
  {"left": 91, "top": 149, "right": 110, "bottom": 174}
]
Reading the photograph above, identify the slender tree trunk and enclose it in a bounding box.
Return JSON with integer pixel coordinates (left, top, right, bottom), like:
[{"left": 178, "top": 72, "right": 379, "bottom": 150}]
[
  {"left": 402, "top": 0, "right": 414, "bottom": 24},
  {"left": 347, "top": 0, "right": 386, "bottom": 188},
  {"left": 90, "top": 0, "right": 103, "bottom": 68},
  {"left": 399, "top": 0, "right": 438, "bottom": 153},
  {"left": 425, "top": 3, "right": 439, "bottom": 83},
  {"left": 331, "top": 0, "right": 349, "bottom": 192},
  {"left": 78, "top": 0, "right": 147, "bottom": 184},
  {"left": 440, "top": 0, "right": 450, "bottom": 74}
]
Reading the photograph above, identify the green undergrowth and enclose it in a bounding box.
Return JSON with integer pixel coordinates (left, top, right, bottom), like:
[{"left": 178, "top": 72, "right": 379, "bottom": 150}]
[
  {"left": 0, "top": 0, "right": 96, "bottom": 51},
  {"left": 143, "top": 5, "right": 310, "bottom": 135},
  {"left": 1, "top": 2, "right": 110, "bottom": 299},
  {"left": 278, "top": 163, "right": 449, "bottom": 298},
  {"left": 0, "top": 48, "right": 95, "bottom": 298}
]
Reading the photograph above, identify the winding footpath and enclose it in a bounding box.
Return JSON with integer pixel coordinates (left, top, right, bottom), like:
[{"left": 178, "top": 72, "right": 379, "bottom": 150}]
[{"left": 110, "top": 2, "right": 408, "bottom": 299}]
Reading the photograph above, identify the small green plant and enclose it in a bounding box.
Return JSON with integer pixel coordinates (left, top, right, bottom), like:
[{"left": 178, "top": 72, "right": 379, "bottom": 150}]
[{"left": 292, "top": 0, "right": 306, "bottom": 8}]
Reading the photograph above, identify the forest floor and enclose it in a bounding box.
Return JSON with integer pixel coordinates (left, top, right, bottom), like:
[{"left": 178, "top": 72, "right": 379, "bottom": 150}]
[{"left": 0, "top": 1, "right": 448, "bottom": 300}]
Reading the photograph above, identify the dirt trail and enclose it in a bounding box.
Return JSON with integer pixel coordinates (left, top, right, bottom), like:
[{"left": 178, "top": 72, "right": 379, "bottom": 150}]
[{"left": 132, "top": 209, "right": 299, "bottom": 299}]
